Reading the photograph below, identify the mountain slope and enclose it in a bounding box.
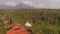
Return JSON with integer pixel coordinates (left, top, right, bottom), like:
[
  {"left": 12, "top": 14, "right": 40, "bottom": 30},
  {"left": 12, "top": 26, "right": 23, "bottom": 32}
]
[
  {"left": 0, "top": 3, "right": 35, "bottom": 9},
  {"left": 14, "top": 3, "right": 35, "bottom": 9}
]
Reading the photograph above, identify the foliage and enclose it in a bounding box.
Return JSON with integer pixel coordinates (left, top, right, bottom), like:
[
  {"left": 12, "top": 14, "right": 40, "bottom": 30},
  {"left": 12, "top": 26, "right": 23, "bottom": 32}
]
[{"left": 0, "top": 9, "right": 60, "bottom": 34}]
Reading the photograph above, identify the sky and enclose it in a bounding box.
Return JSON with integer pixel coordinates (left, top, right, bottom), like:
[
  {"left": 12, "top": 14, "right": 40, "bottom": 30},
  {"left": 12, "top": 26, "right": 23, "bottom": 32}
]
[{"left": 0, "top": 0, "right": 60, "bottom": 8}]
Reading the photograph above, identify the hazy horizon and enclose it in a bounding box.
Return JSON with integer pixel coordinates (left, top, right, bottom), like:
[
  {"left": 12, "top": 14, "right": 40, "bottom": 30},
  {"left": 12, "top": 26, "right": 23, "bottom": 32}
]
[{"left": 0, "top": 0, "right": 60, "bottom": 9}]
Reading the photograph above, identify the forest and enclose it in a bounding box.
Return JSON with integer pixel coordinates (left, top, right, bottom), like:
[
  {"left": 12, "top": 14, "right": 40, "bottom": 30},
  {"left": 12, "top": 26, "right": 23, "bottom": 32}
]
[{"left": 0, "top": 9, "right": 60, "bottom": 34}]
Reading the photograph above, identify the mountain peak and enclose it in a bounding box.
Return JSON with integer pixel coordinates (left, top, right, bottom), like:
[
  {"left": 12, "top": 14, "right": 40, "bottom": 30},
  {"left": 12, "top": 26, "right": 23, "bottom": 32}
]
[{"left": 15, "top": 2, "right": 35, "bottom": 9}]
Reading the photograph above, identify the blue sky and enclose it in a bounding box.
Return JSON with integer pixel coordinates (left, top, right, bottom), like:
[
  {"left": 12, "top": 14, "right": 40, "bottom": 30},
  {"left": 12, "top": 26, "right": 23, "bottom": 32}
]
[{"left": 0, "top": 0, "right": 60, "bottom": 8}]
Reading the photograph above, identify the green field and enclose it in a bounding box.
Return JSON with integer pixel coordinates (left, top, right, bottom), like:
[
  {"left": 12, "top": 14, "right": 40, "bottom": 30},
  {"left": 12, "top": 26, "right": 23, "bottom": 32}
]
[{"left": 0, "top": 9, "right": 60, "bottom": 34}]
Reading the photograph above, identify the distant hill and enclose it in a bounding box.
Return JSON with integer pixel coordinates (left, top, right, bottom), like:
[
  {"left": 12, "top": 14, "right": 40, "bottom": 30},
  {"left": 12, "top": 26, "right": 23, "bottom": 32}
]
[
  {"left": 14, "top": 3, "right": 35, "bottom": 9},
  {"left": 0, "top": 4, "right": 13, "bottom": 9},
  {"left": 0, "top": 3, "right": 35, "bottom": 9}
]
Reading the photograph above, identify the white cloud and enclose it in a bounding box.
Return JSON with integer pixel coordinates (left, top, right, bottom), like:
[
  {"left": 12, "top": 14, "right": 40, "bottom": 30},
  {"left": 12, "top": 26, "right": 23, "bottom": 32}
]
[
  {"left": 0, "top": 1, "right": 17, "bottom": 6},
  {"left": 21, "top": 0, "right": 32, "bottom": 6},
  {"left": 20, "top": 0, "right": 60, "bottom": 8},
  {"left": 50, "top": 0, "right": 60, "bottom": 8},
  {"left": 38, "top": 4, "right": 44, "bottom": 8},
  {"left": 33, "top": 4, "right": 44, "bottom": 8},
  {"left": 4, "top": 1, "right": 17, "bottom": 6}
]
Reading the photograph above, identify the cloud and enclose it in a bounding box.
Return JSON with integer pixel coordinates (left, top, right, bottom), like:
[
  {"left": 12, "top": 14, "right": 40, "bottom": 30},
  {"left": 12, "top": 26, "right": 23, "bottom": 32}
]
[
  {"left": 32, "top": 0, "right": 60, "bottom": 8},
  {"left": 50, "top": 0, "right": 60, "bottom": 8},
  {"left": 0, "top": 1, "right": 17, "bottom": 6},
  {"left": 4, "top": 1, "right": 17, "bottom": 6},
  {"left": 38, "top": 4, "right": 44, "bottom": 8},
  {"left": 0, "top": 3, "right": 2, "bottom": 5},
  {"left": 21, "top": 0, "right": 32, "bottom": 6},
  {"left": 0, "top": 0, "right": 60, "bottom": 8},
  {"left": 33, "top": 4, "right": 44, "bottom": 8},
  {"left": 52, "top": 0, "right": 60, "bottom": 2}
]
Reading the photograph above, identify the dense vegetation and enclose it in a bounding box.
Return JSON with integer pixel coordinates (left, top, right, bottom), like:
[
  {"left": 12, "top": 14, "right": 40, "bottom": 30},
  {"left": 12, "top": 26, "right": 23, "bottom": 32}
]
[{"left": 0, "top": 9, "right": 60, "bottom": 34}]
